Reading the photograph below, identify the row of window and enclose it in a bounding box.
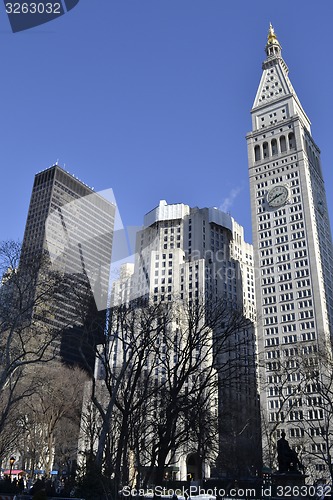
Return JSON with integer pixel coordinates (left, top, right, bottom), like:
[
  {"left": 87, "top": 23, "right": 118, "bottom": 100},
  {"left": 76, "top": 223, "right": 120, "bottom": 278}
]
[
  {"left": 256, "top": 170, "right": 299, "bottom": 190},
  {"left": 269, "top": 409, "right": 324, "bottom": 422},
  {"left": 264, "top": 314, "right": 315, "bottom": 326},
  {"left": 265, "top": 344, "right": 317, "bottom": 356},
  {"left": 261, "top": 259, "right": 308, "bottom": 271},
  {"left": 262, "top": 271, "right": 311, "bottom": 287},
  {"left": 262, "top": 226, "right": 305, "bottom": 239},
  {"left": 263, "top": 292, "right": 312, "bottom": 304},
  {"left": 268, "top": 396, "right": 323, "bottom": 410},
  {"left": 264, "top": 303, "right": 313, "bottom": 314}
]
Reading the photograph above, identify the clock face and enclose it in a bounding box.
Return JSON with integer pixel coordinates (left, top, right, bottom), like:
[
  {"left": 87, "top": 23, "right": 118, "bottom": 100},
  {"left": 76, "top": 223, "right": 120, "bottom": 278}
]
[{"left": 267, "top": 185, "right": 289, "bottom": 207}]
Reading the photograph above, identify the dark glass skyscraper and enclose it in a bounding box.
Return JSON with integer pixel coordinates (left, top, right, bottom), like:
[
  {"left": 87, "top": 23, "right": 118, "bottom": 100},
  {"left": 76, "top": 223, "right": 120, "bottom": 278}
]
[{"left": 21, "top": 164, "right": 115, "bottom": 368}]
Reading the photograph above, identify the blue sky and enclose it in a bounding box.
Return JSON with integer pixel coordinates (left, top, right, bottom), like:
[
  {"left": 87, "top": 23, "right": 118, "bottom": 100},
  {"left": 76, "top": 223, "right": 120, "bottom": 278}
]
[{"left": 1, "top": 0, "right": 333, "bottom": 244}]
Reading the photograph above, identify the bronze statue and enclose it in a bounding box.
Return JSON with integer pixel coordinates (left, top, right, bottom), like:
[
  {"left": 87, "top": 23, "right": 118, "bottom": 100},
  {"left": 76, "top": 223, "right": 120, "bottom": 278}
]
[{"left": 277, "top": 431, "right": 304, "bottom": 473}]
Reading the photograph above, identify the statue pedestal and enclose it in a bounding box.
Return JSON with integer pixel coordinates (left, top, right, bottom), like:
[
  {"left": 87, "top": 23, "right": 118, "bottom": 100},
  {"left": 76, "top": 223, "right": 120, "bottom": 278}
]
[{"left": 271, "top": 474, "right": 307, "bottom": 499}]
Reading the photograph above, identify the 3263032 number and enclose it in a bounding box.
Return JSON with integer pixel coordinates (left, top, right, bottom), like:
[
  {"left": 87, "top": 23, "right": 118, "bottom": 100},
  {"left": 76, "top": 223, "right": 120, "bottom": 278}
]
[
  {"left": 276, "top": 485, "right": 324, "bottom": 497},
  {"left": 6, "top": 3, "right": 62, "bottom": 14}
]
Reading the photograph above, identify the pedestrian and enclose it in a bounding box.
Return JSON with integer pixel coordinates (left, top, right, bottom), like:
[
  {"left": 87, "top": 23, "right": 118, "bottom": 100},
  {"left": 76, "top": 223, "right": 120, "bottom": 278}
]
[{"left": 18, "top": 476, "right": 25, "bottom": 492}]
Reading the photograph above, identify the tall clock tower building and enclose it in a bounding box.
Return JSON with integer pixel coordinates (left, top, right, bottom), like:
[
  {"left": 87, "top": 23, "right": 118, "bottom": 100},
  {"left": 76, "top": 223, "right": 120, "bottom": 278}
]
[{"left": 246, "top": 25, "right": 333, "bottom": 468}]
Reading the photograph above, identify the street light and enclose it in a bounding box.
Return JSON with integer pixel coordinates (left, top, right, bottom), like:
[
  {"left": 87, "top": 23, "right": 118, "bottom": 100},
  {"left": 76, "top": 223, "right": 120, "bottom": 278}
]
[{"left": 9, "top": 456, "right": 15, "bottom": 481}]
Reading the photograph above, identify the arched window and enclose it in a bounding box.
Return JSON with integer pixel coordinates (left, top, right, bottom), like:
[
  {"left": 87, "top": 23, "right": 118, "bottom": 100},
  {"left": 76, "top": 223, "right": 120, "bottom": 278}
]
[
  {"left": 280, "top": 135, "right": 287, "bottom": 152},
  {"left": 271, "top": 138, "right": 278, "bottom": 155},
  {"left": 254, "top": 145, "right": 261, "bottom": 161},
  {"left": 263, "top": 141, "right": 269, "bottom": 158},
  {"left": 288, "top": 132, "right": 296, "bottom": 149}
]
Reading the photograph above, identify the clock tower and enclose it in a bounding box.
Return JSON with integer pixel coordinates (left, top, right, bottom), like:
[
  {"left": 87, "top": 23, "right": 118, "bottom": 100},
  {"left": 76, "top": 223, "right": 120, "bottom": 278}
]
[{"left": 247, "top": 25, "right": 333, "bottom": 471}]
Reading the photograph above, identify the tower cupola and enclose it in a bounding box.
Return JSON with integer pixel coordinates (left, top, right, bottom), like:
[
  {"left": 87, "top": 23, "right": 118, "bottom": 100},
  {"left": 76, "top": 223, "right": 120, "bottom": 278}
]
[{"left": 265, "top": 23, "right": 281, "bottom": 58}]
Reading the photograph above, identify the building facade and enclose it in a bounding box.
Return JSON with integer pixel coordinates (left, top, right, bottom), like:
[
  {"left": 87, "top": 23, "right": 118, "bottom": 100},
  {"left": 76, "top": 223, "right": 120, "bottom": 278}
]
[
  {"left": 20, "top": 164, "right": 115, "bottom": 367},
  {"left": 105, "top": 200, "right": 261, "bottom": 480},
  {"left": 124, "top": 200, "right": 256, "bottom": 320},
  {"left": 247, "top": 25, "right": 333, "bottom": 474}
]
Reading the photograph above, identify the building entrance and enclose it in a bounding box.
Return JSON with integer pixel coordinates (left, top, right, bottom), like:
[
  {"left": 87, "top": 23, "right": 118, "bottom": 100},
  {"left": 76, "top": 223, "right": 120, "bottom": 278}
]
[{"left": 186, "top": 453, "right": 200, "bottom": 481}]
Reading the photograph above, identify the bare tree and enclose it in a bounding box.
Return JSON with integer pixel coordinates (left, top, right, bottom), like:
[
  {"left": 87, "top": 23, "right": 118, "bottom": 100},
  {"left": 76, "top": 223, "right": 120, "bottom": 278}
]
[
  {"left": 0, "top": 240, "right": 86, "bottom": 471},
  {"left": 78, "top": 295, "right": 261, "bottom": 491},
  {"left": 140, "top": 298, "right": 260, "bottom": 485},
  {"left": 259, "top": 339, "right": 333, "bottom": 483},
  {"left": 79, "top": 302, "right": 168, "bottom": 477},
  {"left": 259, "top": 355, "right": 304, "bottom": 469},
  {"left": 0, "top": 377, "right": 32, "bottom": 469},
  {"left": 295, "top": 345, "right": 333, "bottom": 483},
  {"left": 13, "top": 363, "right": 87, "bottom": 476},
  {"left": 0, "top": 241, "right": 73, "bottom": 394}
]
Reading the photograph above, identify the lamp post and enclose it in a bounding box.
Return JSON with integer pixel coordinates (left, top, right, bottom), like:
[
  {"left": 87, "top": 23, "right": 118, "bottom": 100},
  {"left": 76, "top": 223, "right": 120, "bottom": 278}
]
[{"left": 9, "top": 456, "right": 15, "bottom": 481}]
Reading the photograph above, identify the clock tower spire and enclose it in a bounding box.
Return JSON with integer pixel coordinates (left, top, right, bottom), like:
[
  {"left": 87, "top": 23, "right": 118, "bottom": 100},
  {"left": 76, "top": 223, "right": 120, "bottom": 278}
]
[
  {"left": 252, "top": 23, "right": 310, "bottom": 132},
  {"left": 247, "top": 25, "right": 333, "bottom": 476}
]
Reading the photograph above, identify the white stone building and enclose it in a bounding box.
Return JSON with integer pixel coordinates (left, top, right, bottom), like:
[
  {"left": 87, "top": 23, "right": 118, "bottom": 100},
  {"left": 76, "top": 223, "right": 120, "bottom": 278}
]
[
  {"left": 247, "top": 25, "right": 333, "bottom": 475},
  {"left": 107, "top": 200, "right": 261, "bottom": 480}
]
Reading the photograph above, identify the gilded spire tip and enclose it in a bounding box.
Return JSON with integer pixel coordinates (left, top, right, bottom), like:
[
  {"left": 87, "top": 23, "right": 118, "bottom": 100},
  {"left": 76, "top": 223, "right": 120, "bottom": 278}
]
[{"left": 267, "top": 22, "right": 277, "bottom": 43}]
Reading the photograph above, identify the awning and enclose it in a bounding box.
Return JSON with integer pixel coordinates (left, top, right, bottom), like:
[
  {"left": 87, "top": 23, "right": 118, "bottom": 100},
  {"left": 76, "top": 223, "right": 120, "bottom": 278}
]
[{"left": 3, "top": 469, "right": 25, "bottom": 475}]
